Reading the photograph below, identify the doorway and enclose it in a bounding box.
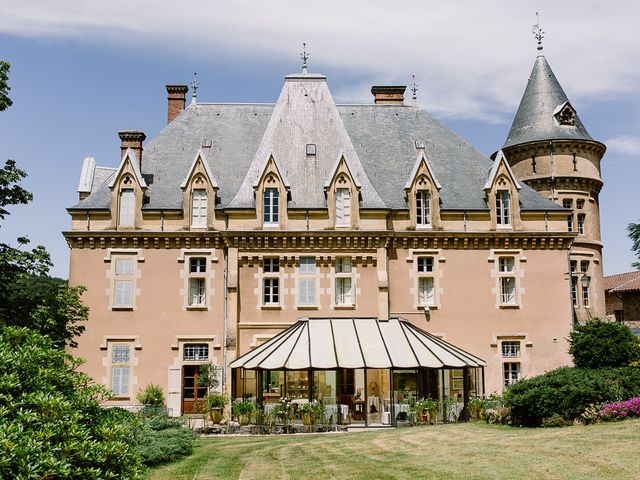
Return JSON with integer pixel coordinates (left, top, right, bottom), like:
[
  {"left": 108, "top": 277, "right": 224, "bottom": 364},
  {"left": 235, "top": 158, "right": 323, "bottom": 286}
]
[{"left": 182, "top": 365, "right": 207, "bottom": 414}]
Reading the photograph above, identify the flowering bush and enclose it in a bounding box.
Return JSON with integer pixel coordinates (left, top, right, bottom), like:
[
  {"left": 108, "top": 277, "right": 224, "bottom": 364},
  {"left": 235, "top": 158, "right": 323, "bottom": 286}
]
[{"left": 599, "top": 397, "right": 640, "bottom": 421}]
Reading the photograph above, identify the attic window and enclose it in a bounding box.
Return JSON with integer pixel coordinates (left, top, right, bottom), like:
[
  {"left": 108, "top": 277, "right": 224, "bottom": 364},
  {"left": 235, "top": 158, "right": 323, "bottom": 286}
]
[
  {"left": 202, "top": 139, "right": 213, "bottom": 148},
  {"left": 555, "top": 103, "right": 576, "bottom": 126},
  {"left": 306, "top": 144, "right": 317, "bottom": 156},
  {"left": 415, "top": 140, "right": 426, "bottom": 150}
]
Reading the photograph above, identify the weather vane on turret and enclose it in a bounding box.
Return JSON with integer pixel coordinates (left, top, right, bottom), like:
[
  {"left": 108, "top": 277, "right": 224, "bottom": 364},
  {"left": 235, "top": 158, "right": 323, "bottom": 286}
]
[
  {"left": 191, "top": 72, "right": 199, "bottom": 105},
  {"left": 532, "top": 12, "right": 545, "bottom": 51},
  {"left": 300, "top": 43, "right": 309, "bottom": 74},
  {"left": 410, "top": 74, "right": 418, "bottom": 106}
]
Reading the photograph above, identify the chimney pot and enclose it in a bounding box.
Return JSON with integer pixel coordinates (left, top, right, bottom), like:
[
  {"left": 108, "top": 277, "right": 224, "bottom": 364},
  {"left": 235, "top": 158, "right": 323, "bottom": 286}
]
[
  {"left": 371, "top": 85, "right": 406, "bottom": 105},
  {"left": 118, "top": 130, "right": 146, "bottom": 170},
  {"left": 166, "top": 84, "right": 189, "bottom": 124}
]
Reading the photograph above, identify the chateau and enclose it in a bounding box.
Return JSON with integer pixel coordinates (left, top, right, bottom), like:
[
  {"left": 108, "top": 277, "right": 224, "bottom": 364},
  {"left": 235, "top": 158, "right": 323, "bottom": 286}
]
[{"left": 65, "top": 44, "right": 605, "bottom": 421}]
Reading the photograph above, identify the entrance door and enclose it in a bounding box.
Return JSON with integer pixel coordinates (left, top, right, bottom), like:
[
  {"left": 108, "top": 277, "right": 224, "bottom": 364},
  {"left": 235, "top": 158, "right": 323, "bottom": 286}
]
[{"left": 182, "top": 365, "right": 207, "bottom": 414}]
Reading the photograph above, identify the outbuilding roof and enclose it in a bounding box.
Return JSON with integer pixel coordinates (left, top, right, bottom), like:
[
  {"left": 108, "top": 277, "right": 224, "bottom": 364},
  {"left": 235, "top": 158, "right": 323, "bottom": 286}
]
[{"left": 604, "top": 271, "right": 640, "bottom": 293}]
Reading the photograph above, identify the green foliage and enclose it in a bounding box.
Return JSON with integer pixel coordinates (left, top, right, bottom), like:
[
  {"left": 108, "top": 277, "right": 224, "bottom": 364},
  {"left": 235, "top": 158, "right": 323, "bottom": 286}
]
[
  {"left": 541, "top": 414, "right": 572, "bottom": 428},
  {"left": 135, "top": 415, "right": 195, "bottom": 467},
  {"left": 203, "top": 392, "right": 227, "bottom": 410},
  {"left": 197, "top": 362, "right": 221, "bottom": 390},
  {"left": 569, "top": 318, "right": 640, "bottom": 368},
  {"left": 628, "top": 220, "right": 640, "bottom": 269},
  {"left": 232, "top": 400, "right": 254, "bottom": 416},
  {"left": 504, "top": 366, "right": 640, "bottom": 427},
  {"left": 0, "top": 326, "right": 142, "bottom": 478},
  {"left": 468, "top": 393, "right": 504, "bottom": 419},
  {"left": 137, "top": 384, "right": 165, "bottom": 407},
  {"left": 299, "top": 400, "right": 324, "bottom": 418},
  {"left": 0, "top": 61, "right": 11, "bottom": 111}
]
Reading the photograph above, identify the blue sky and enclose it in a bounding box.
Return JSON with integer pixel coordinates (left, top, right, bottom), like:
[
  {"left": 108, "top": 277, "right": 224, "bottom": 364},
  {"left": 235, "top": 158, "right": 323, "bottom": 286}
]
[{"left": 0, "top": 1, "right": 638, "bottom": 278}]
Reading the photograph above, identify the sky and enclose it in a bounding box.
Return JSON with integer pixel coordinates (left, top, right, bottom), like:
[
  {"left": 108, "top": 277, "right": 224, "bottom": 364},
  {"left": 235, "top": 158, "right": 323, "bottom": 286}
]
[{"left": 0, "top": 0, "right": 638, "bottom": 278}]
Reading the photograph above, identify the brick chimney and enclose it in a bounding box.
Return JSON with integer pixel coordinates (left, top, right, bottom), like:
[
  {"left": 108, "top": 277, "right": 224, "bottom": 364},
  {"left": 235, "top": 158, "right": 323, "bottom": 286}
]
[
  {"left": 118, "top": 130, "right": 146, "bottom": 170},
  {"left": 166, "top": 84, "right": 189, "bottom": 124},
  {"left": 371, "top": 86, "right": 406, "bottom": 105}
]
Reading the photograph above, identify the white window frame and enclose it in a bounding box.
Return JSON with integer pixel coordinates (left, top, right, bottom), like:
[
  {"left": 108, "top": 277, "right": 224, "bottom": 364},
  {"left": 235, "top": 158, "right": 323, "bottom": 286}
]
[
  {"left": 501, "top": 341, "right": 520, "bottom": 358},
  {"left": 113, "top": 256, "right": 135, "bottom": 308},
  {"left": 335, "top": 188, "right": 351, "bottom": 227},
  {"left": 183, "top": 343, "right": 209, "bottom": 361},
  {"left": 498, "top": 256, "right": 517, "bottom": 306},
  {"left": 580, "top": 260, "right": 590, "bottom": 307},
  {"left": 503, "top": 362, "right": 520, "bottom": 388},
  {"left": 110, "top": 343, "right": 131, "bottom": 398},
  {"left": 262, "top": 258, "right": 280, "bottom": 306},
  {"left": 263, "top": 188, "right": 280, "bottom": 226},
  {"left": 118, "top": 188, "right": 135, "bottom": 227},
  {"left": 570, "top": 260, "right": 578, "bottom": 306},
  {"left": 334, "top": 257, "right": 354, "bottom": 307},
  {"left": 416, "top": 190, "right": 431, "bottom": 227},
  {"left": 297, "top": 257, "right": 317, "bottom": 307},
  {"left": 191, "top": 189, "right": 207, "bottom": 228},
  {"left": 563, "top": 199, "right": 573, "bottom": 232},
  {"left": 577, "top": 214, "right": 585, "bottom": 235},
  {"left": 416, "top": 255, "right": 435, "bottom": 307},
  {"left": 188, "top": 257, "right": 207, "bottom": 307},
  {"left": 496, "top": 190, "right": 511, "bottom": 227}
]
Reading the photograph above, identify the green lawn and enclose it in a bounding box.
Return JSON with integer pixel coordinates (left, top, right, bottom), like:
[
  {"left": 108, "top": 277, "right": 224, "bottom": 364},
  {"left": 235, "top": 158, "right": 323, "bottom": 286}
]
[{"left": 148, "top": 419, "right": 640, "bottom": 480}]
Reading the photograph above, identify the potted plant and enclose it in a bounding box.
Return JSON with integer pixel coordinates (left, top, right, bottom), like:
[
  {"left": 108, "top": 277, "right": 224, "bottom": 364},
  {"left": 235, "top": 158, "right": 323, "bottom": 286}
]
[
  {"left": 414, "top": 397, "right": 439, "bottom": 424},
  {"left": 203, "top": 392, "right": 227, "bottom": 424},
  {"left": 232, "top": 401, "right": 254, "bottom": 425},
  {"left": 300, "top": 401, "right": 319, "bottom": 426}
]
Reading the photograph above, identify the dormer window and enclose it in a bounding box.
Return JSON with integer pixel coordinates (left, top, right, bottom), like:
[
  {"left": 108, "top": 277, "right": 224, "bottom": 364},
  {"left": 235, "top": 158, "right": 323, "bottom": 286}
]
[
  {"left": 554, "top": 102, "right": 577, "bottom": 126},
  {"left": 335, "top": 188, "right": 351, "bottom": 227},
  {"left": 118, "top": 188, "right": 135, "bottom": 227},
  {"left": 191, "top": 189, "right": 207, "bottom": 228},
  {"left": 263, "top": 188, "right": 279, "bottom": 225},
  {"left": 416, "top": 191, "right": 431, "bottom": 227},
  {"left": 496, "top": 191, "right": 511, "bottom": 226}
]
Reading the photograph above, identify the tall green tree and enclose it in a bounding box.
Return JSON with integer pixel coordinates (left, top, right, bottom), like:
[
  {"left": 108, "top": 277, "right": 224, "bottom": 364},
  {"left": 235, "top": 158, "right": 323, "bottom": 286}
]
[
  {"left": 629, "top": 220, "right": 640, "bottom": 269},
  {"left": 0, "top": 61, "right": 87, "bottom": 346}
]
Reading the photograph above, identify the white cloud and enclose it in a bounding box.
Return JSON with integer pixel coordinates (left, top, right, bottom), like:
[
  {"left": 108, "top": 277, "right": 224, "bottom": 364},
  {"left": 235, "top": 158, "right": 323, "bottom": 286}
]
[
  {"left": 1, "top": 1, "right": 640, "bottom": 120},
  {"left": 605, "top": 135, "right": 640, "bottom": 156}
]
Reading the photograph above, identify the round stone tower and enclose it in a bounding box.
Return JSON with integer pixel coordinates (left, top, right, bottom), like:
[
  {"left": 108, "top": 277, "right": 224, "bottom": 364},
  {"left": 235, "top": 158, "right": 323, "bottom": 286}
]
[{"left": 497, "top": 49, "right": 606, "bottom": 322}]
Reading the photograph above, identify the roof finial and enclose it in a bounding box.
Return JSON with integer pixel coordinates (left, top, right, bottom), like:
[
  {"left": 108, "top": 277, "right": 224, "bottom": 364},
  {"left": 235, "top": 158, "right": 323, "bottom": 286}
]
[
  {"left": 410, "top": 74, "right": 419, "bottom": 107},
  {"left": 532, "top": 12, "right": 545, "bottom": 52},
  {"left": 300, "top": 42, "right": 309, "bottom": 74},
  {"left": 191, "top": 72, "right": 199, "bottom": 105}
]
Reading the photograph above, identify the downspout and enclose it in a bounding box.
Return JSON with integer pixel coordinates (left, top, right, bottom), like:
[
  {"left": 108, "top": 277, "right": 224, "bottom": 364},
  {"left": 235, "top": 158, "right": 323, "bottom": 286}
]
[
  {"left": 549, "top": 141, "right": 555, "bottom": 198},
  {"left": 160, "top": 210, "right": 164, "bottom": 232},
  {"left": 568, "top": 246, "right": 576, "bottom": 330},
  {"left": 223, "top": 246, "right": 229, "bottom": 391},
  {"left": 86, "top": 210, "right": 90, "bottom": 231},
  {"left": 463, "top": 210, "right": 467, "bottom": 232}
]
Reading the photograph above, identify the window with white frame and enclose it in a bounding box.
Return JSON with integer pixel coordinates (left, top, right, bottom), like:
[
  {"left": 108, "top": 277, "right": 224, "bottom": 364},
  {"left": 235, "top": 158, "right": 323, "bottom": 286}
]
[
  {"left": 262, "top": 258, "right": 280, "bottom": 306},
  {"left": 498, "top": 256, "right": 516, "bottom": 305},
  {"left": 334, "top": 257, "right": 353, "bottom": 306},
  {"left": 563, "top": 199, "right": 573, "bottom": 232},
  {"left": 110, "top": 344, "right": 131, "bottom": 397},
  {"left": 113, "top": 257, "right": 134, "bottom": 307},
  {"left": 119, "top": 188, "right": 135, "bottom": 227},
  {"left": 503, "top": 362, "right": 520, "bottom": 387},
  {"left": 188, "top": 257, "right": 207, "bottom": 306},
  {"left": 570, "top": 260, "right": 578, "bottom": 306},
  {"left": 496, "top": 191, "right": 511, "bottom": 226},
  {"left": 501, "top": 341, "right": 520, "bottom": 358},
  {"left": 335, "top": 188, "right": 351, "bottom": 226},
  {"left": 417, "top": 256, "right": 435, "bottom": 306},
  {"left": 183, "top": 343, "right": 209, "bottom": 361},
  {"left": 416, "top": 190, "right": 431, "bottom": 227},
  {"left": 297, "top": 257, "right": 317, "bottom": 306},
  {"left": 577, "top": 214, "right": 585, "bottom": 235},
  {"left": 263, "top": 188, "right": 279, "bottom": 225},
  {"left": 581, "top": 260, "right": 590, "bottom": 307},
  {"left": 576, "top": 199, "right": 585, "bottom": 210},
  {"left": 191, "top": 189, "right": 207, "bottom": 228}
]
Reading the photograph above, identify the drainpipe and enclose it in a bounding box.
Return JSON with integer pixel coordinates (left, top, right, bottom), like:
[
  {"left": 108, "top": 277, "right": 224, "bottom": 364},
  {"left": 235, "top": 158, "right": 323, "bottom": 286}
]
[
  {"left": 86, "top": 210, "right": 90, "bottom": 231},
  {"left": 463, "top": 211, "right": 467, "bottom": 232},
  {"left": 223, "top": 247, "right": 229, "bottom": 391},
  {"left": 160, "top": 210, "right": 164, "bottom": 232},
  {"left": 568, "top": 247, "right": 576, "bottom": 330},
  {"left": 549, "top": 141, "right": 555, "bottom": 198}
]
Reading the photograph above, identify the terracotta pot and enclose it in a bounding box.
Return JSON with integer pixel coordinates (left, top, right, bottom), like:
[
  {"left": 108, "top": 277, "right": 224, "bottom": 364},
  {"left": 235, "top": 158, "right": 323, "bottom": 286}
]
[
  {"left": 208, "top": 407, "right": 223, "bottom": 424},
  {"left": 421, "top": 410, "right": 429, "bottom": 423},
  {"left": 302, "top": 413, "right": 315, "bottom": 426}
]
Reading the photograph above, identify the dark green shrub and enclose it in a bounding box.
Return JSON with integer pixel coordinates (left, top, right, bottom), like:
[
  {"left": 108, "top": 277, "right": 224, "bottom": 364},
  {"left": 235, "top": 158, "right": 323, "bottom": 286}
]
[
  {"left": 569, "top": 319, "right": 640, "bottom": 368},
  {"left": 504, "top": 366, "right": 640, "bottom": 426},
  {"left": 136, "top": 423, "right": 195, "bottom": 466},
  {"left": 0, "top": 327, "right": 142, "bottom": 479},
  {"left": 136, "top": 383, "right": 165, "bottom": 407},
  {"left": 541, "top": 414, "right": 572, "bottom": 428}
]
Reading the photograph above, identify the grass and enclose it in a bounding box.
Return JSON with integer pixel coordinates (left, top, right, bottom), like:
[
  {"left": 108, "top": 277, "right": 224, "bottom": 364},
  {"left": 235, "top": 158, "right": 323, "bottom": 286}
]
[{"left": 148, "top": 419, "right": 640, "bottom": 480}]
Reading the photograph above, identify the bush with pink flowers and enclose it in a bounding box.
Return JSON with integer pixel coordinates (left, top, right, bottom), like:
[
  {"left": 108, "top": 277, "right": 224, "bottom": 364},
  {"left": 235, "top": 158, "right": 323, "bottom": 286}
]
[{"left": 599, "top": 397, "right": 640, "bottom": 421}]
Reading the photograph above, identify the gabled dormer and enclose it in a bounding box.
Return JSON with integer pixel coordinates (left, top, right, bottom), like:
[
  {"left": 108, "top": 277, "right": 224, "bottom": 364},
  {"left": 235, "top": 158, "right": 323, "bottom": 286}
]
[
  {"left": 404, "top": 152, "right": 442, "bottom": 229},
  {"left": 253, "top": 155, "right": 290, "bottom": 229},
  {"left": 484, "top": 151, "right": 522, "bottom": 230},
  {"left": 324, "top": 154, "right": 361, "bottom": 228},
  {"left": 180, "top": 149, "right": 218, "bottom": 229},
  {"left": 553, "top": 101, "right": 577, "bottom": 126},
  {"left": 108, "top": 148, "right": 147, "bottom": 229}
]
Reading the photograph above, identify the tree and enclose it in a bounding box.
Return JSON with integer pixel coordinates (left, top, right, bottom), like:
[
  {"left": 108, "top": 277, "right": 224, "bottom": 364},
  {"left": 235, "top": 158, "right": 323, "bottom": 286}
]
[
  {"left": 568, "top": 318, "right": 640, "bottom": 368},
  {"left": 0, "top": 61, "right": 87, "bottom": 347},
  {"left": 629, "top": 220, "right": 640, "bottom": 269},
  {"left": 0, "top": 326, "right": 142, "bottom": 478}
]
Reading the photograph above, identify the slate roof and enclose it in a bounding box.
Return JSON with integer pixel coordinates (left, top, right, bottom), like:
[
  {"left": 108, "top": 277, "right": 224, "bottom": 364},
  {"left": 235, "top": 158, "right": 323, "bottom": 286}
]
[
  {"left": 604, "top": 271, "right": 640, "bottom": 293},
  {"left": 70, "top": 71, "right": 563, "bottom": 213},
  {"left": 502, "top": 54, "right": 597, "bottom": 149}
]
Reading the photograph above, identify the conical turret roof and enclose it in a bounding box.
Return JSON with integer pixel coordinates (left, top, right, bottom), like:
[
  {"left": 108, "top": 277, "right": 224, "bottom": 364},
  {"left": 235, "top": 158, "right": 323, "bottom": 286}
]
[{"left": 502, "top": 54, "right": 595, "bottom": 149}]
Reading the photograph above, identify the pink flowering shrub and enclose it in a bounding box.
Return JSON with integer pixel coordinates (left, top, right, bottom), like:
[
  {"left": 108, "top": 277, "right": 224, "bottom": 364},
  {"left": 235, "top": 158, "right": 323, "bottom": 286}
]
[{"left": 599, "top": 397, "right": 640, "bottom": 421}]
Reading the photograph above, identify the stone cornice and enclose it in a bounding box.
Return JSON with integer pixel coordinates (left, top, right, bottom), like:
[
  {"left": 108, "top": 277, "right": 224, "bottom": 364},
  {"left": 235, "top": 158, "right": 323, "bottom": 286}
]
[
  {"left": 63, "top": 229, "right": 575, "bottom": 251},
  {"left": 502, "top": 139, "right": 606, "bottom": 161},
  {"left": 524, "top": 176, "right": 603, "bottom": 195}
]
